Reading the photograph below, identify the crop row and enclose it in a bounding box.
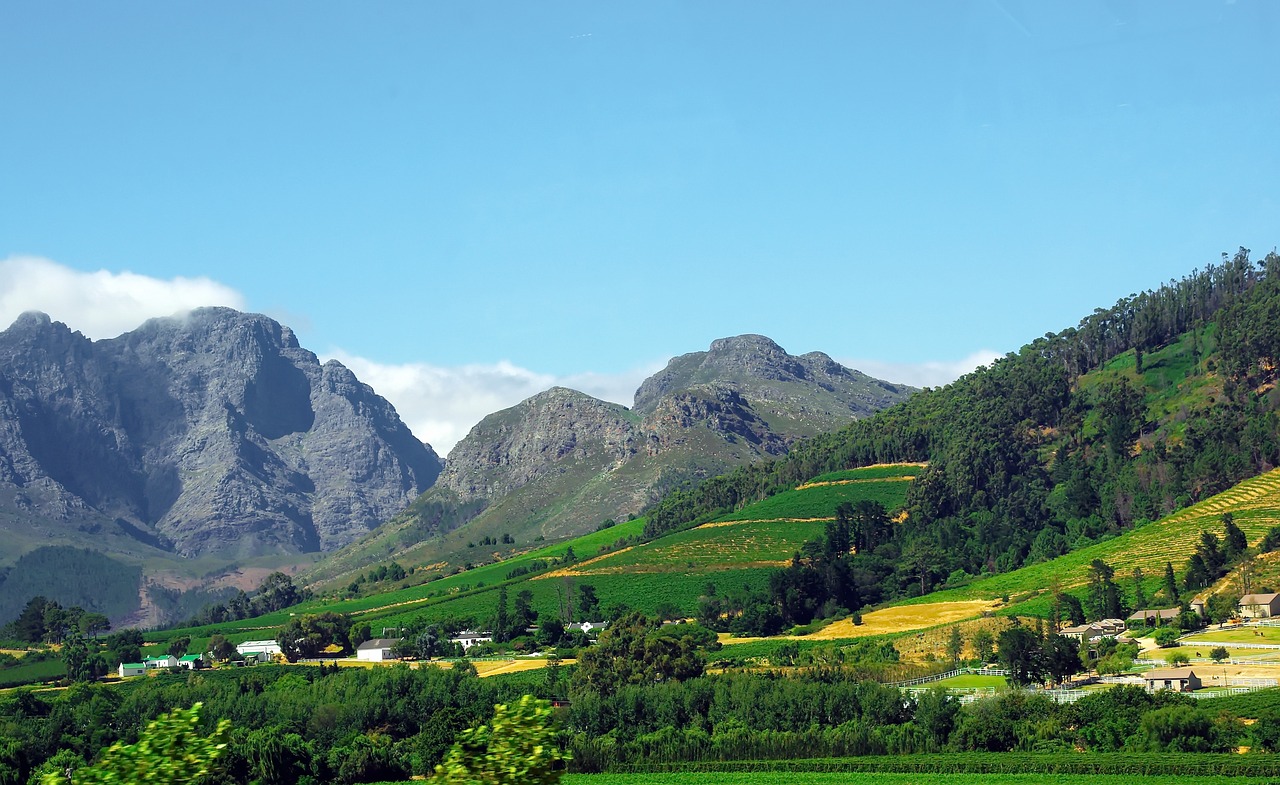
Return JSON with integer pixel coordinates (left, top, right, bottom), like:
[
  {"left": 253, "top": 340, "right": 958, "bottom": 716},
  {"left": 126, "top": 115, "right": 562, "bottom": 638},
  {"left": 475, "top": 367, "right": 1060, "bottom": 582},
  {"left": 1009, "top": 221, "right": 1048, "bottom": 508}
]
[
  {"left": 564, "top": 775, "right": 1280, "bottom": 785},
  {"left": 914, "top": 468, "right": 1280, "bottom": 605},
  {"left": 609, "top": 752, "right": 1280, "bottom": 777}
]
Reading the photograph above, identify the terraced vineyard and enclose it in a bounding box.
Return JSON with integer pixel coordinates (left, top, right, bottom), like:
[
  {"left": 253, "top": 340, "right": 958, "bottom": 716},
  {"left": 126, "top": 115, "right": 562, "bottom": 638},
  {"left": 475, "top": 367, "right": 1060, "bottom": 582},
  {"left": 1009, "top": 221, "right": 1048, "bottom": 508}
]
[
  {"left": 541, "top": 464, "right": 918, "bottom": 579},
  {"left": 915, "top": 467, "right": 1280, "bottom": 610}
]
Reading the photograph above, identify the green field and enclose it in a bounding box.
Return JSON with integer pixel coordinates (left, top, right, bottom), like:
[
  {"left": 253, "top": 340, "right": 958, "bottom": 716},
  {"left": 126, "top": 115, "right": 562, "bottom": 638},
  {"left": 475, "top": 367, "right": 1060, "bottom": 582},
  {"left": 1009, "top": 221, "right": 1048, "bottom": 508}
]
[
  {"left": 1180, "top": 627, "right": 1280, "bottom": 645},
  {"left": 0, "top": 657, "right": 66, "bottom": 689},
  {"left": 907, "top": 467, "right": 1280, "bottom": 612},
  {"left": 928, "top": 674, "right": 1006, "bottom": 689},
  {"left": 561, "top": 776, "right": 1279, "bottom": 785},
  {"left": 715, "top": 476, "right": 913, "bottom": 522},
  {"left": 804, "top": 464, "right": 927, "bottom": 484}
]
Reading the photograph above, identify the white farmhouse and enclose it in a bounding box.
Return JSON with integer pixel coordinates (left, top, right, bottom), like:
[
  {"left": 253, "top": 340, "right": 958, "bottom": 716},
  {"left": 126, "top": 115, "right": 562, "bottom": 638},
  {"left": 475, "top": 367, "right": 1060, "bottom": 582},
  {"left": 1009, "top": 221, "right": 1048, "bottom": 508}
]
[
  {"left": 449, "top": 630, "right": 493, "bottom": 651},
  {"left": 237, "top": 640, "right": 282, "bottom": 662},
  {"left": 356, "top": 638, "right": 402, "bottom": 662},
  {"left": 118, "top": 662, "right": 146, "bottom": 677}
]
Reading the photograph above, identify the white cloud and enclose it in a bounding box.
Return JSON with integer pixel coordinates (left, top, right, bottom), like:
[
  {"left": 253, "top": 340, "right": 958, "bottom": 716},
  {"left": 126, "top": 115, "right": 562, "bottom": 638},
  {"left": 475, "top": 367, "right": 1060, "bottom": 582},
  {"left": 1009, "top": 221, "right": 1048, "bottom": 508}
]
[
  {"left": 0, "top": 255, "right": 247, "bottom": 339},
  {"left": 326, "top": 350, "right": 661, "bottom": 457},
  {"left": 839, "top": 350, "right": 1002, "bottom": 389}
]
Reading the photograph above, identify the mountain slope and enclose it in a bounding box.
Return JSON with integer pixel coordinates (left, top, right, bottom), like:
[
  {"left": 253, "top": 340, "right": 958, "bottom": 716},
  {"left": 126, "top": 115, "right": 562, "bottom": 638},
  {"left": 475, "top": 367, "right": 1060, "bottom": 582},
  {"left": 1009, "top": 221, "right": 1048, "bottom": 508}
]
[
  {"left": 0, "top": 308, "right": 442, "bottom": 622},
  {"left": 309, "top": 335, "right": 913, "bottom": 582}
]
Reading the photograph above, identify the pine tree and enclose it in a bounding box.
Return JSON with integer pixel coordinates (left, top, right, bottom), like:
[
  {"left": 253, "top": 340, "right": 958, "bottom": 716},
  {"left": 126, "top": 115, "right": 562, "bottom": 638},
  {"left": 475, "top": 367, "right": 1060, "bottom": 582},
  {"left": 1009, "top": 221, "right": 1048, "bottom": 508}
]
[
  {"left": 1163, "top": 561, "right": 1180, "bottom": 603},
  {"left": 495, "top": 585, "right": 511, "bottom": 643}
]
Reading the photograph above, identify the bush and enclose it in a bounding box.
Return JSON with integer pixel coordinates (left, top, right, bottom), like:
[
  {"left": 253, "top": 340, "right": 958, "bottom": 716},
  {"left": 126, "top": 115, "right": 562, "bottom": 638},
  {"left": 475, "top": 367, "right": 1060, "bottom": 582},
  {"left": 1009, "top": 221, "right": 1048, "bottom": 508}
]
[
  {"left": 1152, "top": 628, "right": 1181, "bottom": 648},
  {"left": 431, "top": 695, "right": 567, "bottom": 784}
]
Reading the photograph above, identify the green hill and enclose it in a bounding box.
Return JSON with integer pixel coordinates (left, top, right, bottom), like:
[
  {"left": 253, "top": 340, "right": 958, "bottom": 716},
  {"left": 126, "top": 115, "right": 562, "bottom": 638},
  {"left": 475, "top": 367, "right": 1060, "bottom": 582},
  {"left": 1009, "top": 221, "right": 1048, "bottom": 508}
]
[{"left": 148, "top": 465, "right": 919, "bottom": 645}]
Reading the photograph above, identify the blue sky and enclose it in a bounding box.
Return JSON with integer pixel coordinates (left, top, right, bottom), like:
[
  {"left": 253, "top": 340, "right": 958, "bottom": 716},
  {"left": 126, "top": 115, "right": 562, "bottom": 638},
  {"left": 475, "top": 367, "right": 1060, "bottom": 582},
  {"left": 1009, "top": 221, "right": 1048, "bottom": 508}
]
[{"left": 2, "top": 2, "right": 1277, "bottom": 453}]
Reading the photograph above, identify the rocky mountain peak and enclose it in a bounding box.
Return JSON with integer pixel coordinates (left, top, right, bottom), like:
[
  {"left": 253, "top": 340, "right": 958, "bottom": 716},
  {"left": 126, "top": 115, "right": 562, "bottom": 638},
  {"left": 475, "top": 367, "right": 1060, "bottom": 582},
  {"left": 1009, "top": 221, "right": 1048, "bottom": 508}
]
[{"left": 0, "top": 308, "right": 442, "bottom": 565}]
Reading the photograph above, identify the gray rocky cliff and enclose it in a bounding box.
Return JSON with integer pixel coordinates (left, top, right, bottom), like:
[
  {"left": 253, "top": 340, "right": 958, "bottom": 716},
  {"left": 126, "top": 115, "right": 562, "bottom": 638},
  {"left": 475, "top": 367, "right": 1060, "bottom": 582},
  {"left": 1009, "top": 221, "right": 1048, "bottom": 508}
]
[{"left": 0, "top": 308, "right": 442, "bottom": 561}]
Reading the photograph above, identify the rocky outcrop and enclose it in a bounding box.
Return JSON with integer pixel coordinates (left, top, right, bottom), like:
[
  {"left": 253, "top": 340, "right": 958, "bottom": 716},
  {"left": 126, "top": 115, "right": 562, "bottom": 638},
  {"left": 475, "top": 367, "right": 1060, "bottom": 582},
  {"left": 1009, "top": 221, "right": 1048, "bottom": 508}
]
[
  {"left": 634, "top": 334, "right": 909, "bottom": 421},
  {"left": 440, "top": 387, "right": 640, "bottom": 502},
  {"left": 0, "top": 308, "right": 441, "bottom": 562}
]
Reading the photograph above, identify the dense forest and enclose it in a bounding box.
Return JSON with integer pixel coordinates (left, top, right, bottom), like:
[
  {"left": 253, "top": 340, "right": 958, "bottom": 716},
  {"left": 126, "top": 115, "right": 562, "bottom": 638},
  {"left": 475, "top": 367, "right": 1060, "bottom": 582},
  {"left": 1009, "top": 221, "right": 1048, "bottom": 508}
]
[
  {"left": 4, "top": 653, "right": 1280, "bottom": 783},
  {"left": 643, "top": 249, "right": 1280, "bottom": 611}
]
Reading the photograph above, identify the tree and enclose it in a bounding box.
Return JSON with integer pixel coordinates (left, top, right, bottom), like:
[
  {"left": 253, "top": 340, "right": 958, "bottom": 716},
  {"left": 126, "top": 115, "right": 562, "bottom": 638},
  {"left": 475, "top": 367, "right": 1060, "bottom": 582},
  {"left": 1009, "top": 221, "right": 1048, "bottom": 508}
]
[
  {"left": 277, "top": 612, "right": 352, "bottom": 662},
  {"left": 1086, "top": 560, "right": 1125, "bottom": 620},
  {"left": 1152, "top": 627, "right": 1181, "bottom": 647},
  {"left": 494, "top": 586, "right": 511, "bottom": 643},
  {"left": 945, "top": 626, "right": 964, "bottom": 666},
  {"left": 1166, "top": 651, "right": 1190, "bottom": 666},
  {"left": 1223, "top": 513, "right": 1248, "bottom": 562},
  {"left": 913, "top": 688, "right": 960, "bottom": 751},
  {"left": 972, "top": 629, "right": 995, "bottom": 663},
  {"left": 572, "top": 612, "right": 707, "bottom": 694},
  {"left": 1057, "top": 593, "right": 1085, "bottom": 625},
  {"left": 996, "top": 626, "right": 1045, "bottom": 686},
  {"left": 1132, "top": 567, "right": 1147, "bottom": 612},
  {"left": 349, "top": 622, "right": 372, "bottom": 651},
  {"left": 1207, "top": 592, "right": 1240, "bottom": 624},
  {"left": 1210, "top": 646, "right": 1230, "bottom": 664},
  {"left": 415, "top": 627, "right": 444, "bottom": 660},
  {"left": 13, "top": 596, "right": 51, "bottom": 643},
  {"left": 206, "top": 634, "right": 237, "bottom": 662},
  {"left": 167, "top": 636, "right": 191, "bottom": 658},
  {"left": 576, "top": 585, "right": 600, "bottom": 620},
  {"left": 62, "top": 634, "right": 106, "bottom": 683},
  {"left": 78, "top": 613, "right": 110, "bottom": 638},
  {"left": 513, "top": 590, "right": 537, "bottom": 631},
  {"left": 42, "top": 703, "right": 230, "bottom": 784},
  {"left": 1163, "top": 561, "right": 1180, "bottom": 603},
  {"left": 104, "top": 629, "right": 143, "bottom": 666},
  {"left": 431, "top": 695, "right": 567, "bottom": 785},
  {"left": 1042, "top": 634, "right": 1082, "bottom": 685},
  {"left": 252, "top": 572, "right": 305, "bottom": 614}
]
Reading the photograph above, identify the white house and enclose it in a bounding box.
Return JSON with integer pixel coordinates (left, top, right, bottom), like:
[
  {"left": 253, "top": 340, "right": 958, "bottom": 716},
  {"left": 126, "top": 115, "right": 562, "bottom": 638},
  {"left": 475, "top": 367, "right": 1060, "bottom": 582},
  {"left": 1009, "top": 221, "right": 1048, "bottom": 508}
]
[
  {"left": 356, "top": 638, "right": 402, "bottom": 662},
  {"left": 237, "top": 640, "right": 282, "bottom": 662},
  {"left": 143, "top": 655, "right": 177, "bottom": 669},
  {"left": 177, "top": 654, "right": 203, "bottom": 670},
  {"left": 118, "top": 662, "right": 146, "bottom": 678},
  {"left": 449, "top": 630, "right": 493, "bottom": 651},
  {"left": 578, "top": 621, "right": 608, "bottom": 635},
  {"left": 1239, "top": 593, "right": 1280, "bottom": 619}
]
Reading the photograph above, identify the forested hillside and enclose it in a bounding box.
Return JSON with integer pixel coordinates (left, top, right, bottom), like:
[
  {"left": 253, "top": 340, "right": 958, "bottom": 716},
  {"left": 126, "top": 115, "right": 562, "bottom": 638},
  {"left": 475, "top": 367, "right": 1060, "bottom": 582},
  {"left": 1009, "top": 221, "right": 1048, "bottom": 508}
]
[{"left": 642, "top": 249, "right": 1280, "bottom": 605}]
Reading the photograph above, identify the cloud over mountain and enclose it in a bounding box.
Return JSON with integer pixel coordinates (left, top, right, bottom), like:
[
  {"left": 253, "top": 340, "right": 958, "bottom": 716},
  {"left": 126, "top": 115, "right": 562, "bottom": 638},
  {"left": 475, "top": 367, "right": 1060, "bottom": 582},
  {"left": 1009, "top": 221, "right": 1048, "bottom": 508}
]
[{"left": 0, "top": 255, "right": 247, "bottom": 339}]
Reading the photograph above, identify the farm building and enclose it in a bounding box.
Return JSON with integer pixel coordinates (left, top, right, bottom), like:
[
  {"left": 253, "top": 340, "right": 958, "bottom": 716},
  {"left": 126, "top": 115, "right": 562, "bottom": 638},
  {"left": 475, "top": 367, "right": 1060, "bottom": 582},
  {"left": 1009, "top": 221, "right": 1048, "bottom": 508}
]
[
  {"left": 143, "top": 655, "right": 177, "bottom": 669},
  {"left": 237, "top": 640, "right": 282, "bottom": 662},
  {"left": 177, "top": 654, "right": 203, "bottom": 670},
  {"left": 449, "top": 630, "right": 493, "bottom": 651},
  {"left": 356, "top": 638, "right": 402, "bottom": 662},
  {"left": 1239, "top": 593, "right": 1280, "bottom": 618},
  {"left": 1142, "top": 668, "right": 1201, "bottom": 693},
  {"left": 1127, "top": 608, "right": 1180, "bottom": 626},
  {"left": 118, "top": 662, "right": 146, "bottom": 677},
  {"left": 578, "top": 621, "right": 608, "bottom": 635}
]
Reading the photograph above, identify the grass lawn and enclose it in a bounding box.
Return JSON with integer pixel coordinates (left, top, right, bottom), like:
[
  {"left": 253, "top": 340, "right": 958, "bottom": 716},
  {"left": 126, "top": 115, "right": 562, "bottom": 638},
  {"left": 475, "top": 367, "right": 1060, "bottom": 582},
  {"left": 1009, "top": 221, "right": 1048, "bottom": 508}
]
[
  {"left": 1180, "top": 627, "right": 1280, "bottom": 645},
  {"left": 929, "top": 674, "right": 1006, "bottom": 689}
]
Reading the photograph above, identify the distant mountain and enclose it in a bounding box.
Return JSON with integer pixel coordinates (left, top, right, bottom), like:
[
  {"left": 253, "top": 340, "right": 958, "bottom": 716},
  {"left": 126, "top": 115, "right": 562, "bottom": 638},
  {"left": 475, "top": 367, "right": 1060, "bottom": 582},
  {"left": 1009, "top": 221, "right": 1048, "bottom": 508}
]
[
  {"left": 311, "top": 335, "right": 913, "bottom": 581},
  {"left": 0, "top": 308, "right": 442, "bottom": 622}
]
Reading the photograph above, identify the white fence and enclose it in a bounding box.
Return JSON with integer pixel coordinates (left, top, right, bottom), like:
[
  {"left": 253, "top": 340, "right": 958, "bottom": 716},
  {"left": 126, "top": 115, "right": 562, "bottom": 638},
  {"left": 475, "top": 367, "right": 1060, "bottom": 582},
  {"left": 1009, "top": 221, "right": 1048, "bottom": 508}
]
[{"left": 885, "top": 666, "right": 1008, "bottom": 688}]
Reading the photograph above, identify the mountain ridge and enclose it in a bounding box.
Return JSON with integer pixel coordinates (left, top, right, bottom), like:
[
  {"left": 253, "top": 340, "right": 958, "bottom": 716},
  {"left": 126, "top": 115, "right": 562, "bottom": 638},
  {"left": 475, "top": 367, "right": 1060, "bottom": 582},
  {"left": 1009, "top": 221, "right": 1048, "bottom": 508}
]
[{"left": 308, "top": 334, "right": 914, "bottom": 583}]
